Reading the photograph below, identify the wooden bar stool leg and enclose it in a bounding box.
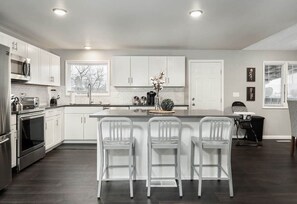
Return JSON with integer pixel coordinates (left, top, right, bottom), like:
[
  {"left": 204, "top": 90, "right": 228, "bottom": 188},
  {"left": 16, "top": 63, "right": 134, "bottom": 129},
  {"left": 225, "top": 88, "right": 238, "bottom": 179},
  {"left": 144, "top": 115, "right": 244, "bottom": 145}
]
[{"left": 291, "top": 136, "right": 295, "bottom": 156}]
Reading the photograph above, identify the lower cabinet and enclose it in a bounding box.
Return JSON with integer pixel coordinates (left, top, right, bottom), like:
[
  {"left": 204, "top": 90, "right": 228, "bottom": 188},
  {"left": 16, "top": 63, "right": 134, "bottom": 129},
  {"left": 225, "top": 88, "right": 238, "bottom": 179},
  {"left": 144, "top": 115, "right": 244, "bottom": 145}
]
[
  {"left": 11, "top": 124, "right": 17, "bottom": 168},
  {"left": 45, "top": 109, "right": 63, "bottom": 151},
  {"left": 64, "top": 107, "right": 103, "bottom": 141}
]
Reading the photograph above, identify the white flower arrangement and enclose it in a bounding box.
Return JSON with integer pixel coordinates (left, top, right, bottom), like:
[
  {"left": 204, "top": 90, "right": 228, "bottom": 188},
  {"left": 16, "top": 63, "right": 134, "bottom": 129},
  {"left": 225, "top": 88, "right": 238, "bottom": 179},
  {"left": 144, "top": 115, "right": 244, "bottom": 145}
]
[{"left": 150, "top": 71, "right": 165, "bottom": 94}]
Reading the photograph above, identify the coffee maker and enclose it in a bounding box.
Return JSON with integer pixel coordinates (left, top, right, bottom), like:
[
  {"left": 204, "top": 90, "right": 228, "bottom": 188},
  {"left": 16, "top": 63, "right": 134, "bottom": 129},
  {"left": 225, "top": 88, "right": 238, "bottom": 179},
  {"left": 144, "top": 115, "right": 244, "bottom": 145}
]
[{"left": 147, "top": 91, "right": 156, "bottom": 106}]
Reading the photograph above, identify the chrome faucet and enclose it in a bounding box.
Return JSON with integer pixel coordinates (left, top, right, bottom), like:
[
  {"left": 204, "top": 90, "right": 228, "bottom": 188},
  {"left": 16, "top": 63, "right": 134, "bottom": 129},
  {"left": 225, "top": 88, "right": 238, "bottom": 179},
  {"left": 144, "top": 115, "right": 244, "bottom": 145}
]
[{"left": 87, "top": 83, "right": 93, "bottom": 104}]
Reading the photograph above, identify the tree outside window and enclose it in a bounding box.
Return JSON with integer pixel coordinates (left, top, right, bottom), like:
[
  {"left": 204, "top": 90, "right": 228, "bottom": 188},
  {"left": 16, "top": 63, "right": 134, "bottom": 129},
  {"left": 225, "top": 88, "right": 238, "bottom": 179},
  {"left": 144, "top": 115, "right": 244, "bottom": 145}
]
[{"left": 66, "top": 61, "right": 110, "bottom": 95}]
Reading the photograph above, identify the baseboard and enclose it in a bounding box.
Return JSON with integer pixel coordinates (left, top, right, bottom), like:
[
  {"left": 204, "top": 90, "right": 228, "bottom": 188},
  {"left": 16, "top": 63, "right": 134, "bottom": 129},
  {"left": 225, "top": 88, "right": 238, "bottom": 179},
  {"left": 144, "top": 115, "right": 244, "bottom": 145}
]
[
  {"left": 63, "top": 140, "right": 97, "bottom": 144},
  {"left": 263, "top": 135, "right": 291, "bottom": 140}
]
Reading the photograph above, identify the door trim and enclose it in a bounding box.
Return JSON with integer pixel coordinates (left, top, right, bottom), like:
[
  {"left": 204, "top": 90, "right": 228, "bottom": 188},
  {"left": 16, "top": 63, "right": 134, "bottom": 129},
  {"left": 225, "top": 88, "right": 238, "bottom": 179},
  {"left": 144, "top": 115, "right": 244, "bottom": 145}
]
[{"left": 188, "top": 60, "right": 224, "bottom": 111}]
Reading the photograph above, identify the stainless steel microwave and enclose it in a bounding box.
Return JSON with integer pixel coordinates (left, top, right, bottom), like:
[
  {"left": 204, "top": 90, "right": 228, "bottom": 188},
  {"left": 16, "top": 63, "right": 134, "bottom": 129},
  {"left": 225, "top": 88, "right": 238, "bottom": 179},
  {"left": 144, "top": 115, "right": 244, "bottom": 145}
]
[{"left": 11, "top": 54, "right": 31, "bottom": 81}]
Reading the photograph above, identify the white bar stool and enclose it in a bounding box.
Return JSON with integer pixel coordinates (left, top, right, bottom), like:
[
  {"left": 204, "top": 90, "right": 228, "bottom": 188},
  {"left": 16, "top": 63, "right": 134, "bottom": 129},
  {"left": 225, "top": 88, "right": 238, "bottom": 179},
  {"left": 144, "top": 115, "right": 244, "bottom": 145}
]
[
  {"left": 97, "top": 117, "right": 135, "bottom": 199},
  {"left": 147, "top": 117, "right": 183, "bottom": 198},
  {"left": 190, "top": 117, "right": 234, "bottom": 198}
]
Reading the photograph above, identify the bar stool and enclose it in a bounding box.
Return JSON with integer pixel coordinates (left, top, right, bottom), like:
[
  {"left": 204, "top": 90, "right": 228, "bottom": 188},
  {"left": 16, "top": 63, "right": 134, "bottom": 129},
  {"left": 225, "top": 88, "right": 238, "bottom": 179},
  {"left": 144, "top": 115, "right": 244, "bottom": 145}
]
[
  {"left": 97, "top": 117, "right": 135, "bottom": 198},
  {"left": 190, "top": 117, "right": 234, "bottom": 197},
  {"left": 147, "top": 117, "right": 183, "bottom": 198}
]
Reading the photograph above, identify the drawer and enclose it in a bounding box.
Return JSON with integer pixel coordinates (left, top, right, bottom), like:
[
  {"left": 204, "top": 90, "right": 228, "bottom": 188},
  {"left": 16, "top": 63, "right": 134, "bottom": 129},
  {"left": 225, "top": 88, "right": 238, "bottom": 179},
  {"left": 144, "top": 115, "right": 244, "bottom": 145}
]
[
  {"left": 64, "top": 107, "right": 103, "bottom": 114},
  {"left": 45, "top": 108, "right": 63, "bottom": 117}
]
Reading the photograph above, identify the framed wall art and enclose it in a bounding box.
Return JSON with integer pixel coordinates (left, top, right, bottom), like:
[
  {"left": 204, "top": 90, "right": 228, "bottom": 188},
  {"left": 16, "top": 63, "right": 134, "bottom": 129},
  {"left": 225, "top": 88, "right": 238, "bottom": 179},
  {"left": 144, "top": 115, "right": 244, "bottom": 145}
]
[
  {"left": 247, "top": 67, "right": 256, "bottom": 82},
  {"left": 247, "top": 87, "right": 255, "bottom": 101}
]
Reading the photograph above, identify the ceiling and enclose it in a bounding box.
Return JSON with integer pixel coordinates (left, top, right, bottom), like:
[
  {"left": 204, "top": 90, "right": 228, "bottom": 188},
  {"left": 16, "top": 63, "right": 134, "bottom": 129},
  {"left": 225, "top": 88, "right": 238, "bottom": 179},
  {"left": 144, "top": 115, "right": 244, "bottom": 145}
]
[{"left": 1, "top": 0, "right": 297, "bottom": 50}]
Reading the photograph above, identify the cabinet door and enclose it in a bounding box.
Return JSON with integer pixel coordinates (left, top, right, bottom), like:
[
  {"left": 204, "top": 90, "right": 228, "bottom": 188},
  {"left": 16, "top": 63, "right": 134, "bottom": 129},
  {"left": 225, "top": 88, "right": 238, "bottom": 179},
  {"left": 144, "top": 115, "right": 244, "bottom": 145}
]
[
  {"left": 148, "top": 56, "right": 167, "bottom": 78},
  {"left": 112, "top": 56, "right": 131, "bottom": 86},
  {"left": 27, "top": 44, "right": 39, "bottom": 84},
  {"left": 83, "top": 115, "right": 97, "bottom": 140},
  {"left": 64, "top": 114, "right": 84, "bottom": 140},
  {"left": 6, "top": 35, "right": 27, "bottom": 57},
  {"left": 39, "top": 49, "right": 51, "bottom": 85},
  {"left": 45, "top": 117, "right": 55, "bottom": 150},
  {"left": 0, "top": 32, "right": 7, "bottom": 46},
  {"left": 11, "top": 125, "right": 17, "bottom": 168},
  {"left": 50, "top": 54, "right": 60, "bottom": 86},
  {"left": 130, "top": 56, "right": 149, "bottom": 86},
  {"left": 166, "top": 56, "right": 185, "bottom": 87},
  {"left": 54, "top": 115, "right": 63, "bottom": 145}
]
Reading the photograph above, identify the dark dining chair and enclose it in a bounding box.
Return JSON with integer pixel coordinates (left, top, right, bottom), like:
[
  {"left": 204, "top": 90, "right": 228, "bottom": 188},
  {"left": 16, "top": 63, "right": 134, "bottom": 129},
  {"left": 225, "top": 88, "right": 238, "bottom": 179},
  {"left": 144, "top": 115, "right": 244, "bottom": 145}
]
[
  {"left": 288, "top": 99, "right": 297, "bottom": 156},
  {"left": 231, "top": 101, "right": 258, "bottom": 146}
]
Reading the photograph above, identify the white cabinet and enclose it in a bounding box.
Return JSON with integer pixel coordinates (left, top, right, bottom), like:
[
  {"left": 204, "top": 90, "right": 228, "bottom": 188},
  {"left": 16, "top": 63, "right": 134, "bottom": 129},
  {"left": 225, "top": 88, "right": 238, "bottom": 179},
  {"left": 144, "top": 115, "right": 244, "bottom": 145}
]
[
  {"left": 50, "top": 54, "right": 61, "bottom": 86},
  {"left": 45, "top": 109, "right": 63, "bottom": 151},
  {"left": 112, "top": 56, "right": 149, "bottom": 86},
  {"left": 39, "top": 49, "right": 51, "bottom": 85},
  {"left": 5, "top": 35, "right": 27, "bottom": 57},
  {"left": 112, "top": 56, "right": 130, "bottom": 86},
  {"left": 64, "top": 107, "right": 103, "bottom": 141},
  {"left": 11, "top": 125, "right": 17, "bottom": 168},
  {"left": 166, "top": 56, "right": 185, "bottom": 87},
  {"left": 27, "top": 44, "right": 40, "bottom": 84},
  {"left": 148, "top": 56, "right": 167, "bottom": 78},
  {"left": 0, "top": 32, "right": 6, "bottom": 46}
]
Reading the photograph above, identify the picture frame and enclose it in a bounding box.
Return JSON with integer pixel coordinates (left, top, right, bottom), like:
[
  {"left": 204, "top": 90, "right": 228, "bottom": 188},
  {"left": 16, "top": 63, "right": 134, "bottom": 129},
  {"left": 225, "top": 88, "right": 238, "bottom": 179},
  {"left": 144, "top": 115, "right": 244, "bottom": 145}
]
[
  {"left": 247, "top": 87, "right": 255, "bottom": 101},
  {"left": 247, "top": 67, "right": 256, "bottom": 82}
]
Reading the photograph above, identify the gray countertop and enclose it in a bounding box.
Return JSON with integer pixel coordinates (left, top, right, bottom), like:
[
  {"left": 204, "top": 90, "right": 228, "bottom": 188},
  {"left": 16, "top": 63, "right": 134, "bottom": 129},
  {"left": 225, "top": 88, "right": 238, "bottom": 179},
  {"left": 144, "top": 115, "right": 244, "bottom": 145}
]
[{"left": 89, "top": 109, "right": 236, "bottom": 118}]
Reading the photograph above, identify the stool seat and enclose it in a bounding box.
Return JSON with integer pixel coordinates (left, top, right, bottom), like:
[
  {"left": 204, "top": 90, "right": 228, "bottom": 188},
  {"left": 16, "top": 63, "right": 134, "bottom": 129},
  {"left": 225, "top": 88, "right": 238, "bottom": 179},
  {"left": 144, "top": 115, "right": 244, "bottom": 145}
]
[{"left": 191, "top": 137, "right": 229, "bottom": 149}]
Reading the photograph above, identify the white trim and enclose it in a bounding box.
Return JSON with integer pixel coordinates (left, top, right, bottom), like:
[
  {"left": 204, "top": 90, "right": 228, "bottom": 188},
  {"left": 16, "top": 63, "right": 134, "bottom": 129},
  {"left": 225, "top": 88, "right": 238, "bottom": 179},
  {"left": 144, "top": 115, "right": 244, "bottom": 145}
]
[
  {"left": 262, "top": 135, "right": 291, "bottom": 140},
  {"left": 188, "top": 60, "right": 224, "bottom": 111},
  {"left": 65, "top": 60, "right": 111, "bottom": 96},
  {"left": 63, "top": 140, "right": 97, "bottom": 144}
]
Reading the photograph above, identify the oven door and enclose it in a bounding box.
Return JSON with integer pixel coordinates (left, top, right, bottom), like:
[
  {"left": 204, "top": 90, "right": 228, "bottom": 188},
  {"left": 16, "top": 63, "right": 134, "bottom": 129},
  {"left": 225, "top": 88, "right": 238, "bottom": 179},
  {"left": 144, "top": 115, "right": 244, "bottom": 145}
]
[{"left": 18, "top": 112, "right": 45, "bottom": 157}]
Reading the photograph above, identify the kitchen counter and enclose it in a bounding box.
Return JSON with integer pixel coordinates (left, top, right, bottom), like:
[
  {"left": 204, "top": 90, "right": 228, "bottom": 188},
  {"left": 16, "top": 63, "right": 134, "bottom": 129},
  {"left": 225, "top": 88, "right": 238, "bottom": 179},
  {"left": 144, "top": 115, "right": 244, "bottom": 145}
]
[{"left": 43, "top": 104, "right": 189, "bottom": 109}]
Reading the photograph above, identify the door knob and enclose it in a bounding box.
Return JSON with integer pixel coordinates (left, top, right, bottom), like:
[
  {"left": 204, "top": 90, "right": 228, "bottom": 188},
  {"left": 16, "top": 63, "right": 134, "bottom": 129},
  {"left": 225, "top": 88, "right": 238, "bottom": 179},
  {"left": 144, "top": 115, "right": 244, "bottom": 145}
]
[
  {"left": 192, "top": 103, "right": 195, "bottom": 106},
  {"left": 192, "top": 98, "right": 195, "bottom": 101}
]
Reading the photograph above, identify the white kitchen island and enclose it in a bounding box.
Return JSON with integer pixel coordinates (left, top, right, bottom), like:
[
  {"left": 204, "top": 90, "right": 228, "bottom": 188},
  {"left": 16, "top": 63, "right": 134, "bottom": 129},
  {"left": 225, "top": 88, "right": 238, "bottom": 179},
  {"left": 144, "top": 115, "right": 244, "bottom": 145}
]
[{"left": 90, "top": 109, "right": 236, "bottom": 180}]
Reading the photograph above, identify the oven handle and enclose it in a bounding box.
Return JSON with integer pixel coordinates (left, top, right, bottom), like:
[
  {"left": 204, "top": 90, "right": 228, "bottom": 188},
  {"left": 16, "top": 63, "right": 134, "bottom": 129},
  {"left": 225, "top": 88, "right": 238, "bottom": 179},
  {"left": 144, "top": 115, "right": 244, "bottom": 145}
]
[
  {"left": 0, "top": 138, "right": 9, "bottom": 145},
  {"left": 20, "top": 114, "right": 45, "bottom": 121}
]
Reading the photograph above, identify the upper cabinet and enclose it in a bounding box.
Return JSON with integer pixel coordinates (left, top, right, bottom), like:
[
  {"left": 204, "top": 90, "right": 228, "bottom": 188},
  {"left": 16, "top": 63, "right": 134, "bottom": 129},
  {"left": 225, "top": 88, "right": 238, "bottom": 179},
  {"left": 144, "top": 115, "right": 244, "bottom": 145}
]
[
  {"left": 112, "top": 56, "right": 185, "bottom": 87},
  {"left": 27, "top": 44, "right": 40, "bottom": 84},
  {"left": 5, "top": 35, "right": 27, "bottom": 57},
  {"left": 0, "top": 31, "right": 61, "bottom": 86},
  {"left": 112, "top": 56, "right": 149, "bottom": 86}
]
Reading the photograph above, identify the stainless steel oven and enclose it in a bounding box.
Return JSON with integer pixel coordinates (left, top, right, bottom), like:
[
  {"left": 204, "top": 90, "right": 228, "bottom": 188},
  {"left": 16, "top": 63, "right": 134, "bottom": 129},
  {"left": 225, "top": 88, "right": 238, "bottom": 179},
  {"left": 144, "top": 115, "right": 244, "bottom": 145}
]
[
  {"left": 17, "top": 109, "right": 45, "bottom": 171},
  {"left": 11, "top": 54, "right": 31, "bottom": 81}
]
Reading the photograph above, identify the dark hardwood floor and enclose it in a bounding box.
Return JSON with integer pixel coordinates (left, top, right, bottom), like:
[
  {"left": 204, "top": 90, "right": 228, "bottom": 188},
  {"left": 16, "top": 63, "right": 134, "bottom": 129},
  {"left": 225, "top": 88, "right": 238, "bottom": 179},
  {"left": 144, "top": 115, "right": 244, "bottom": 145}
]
[{"left": 1, "top": 140, "right": 297, "bottom": 204}]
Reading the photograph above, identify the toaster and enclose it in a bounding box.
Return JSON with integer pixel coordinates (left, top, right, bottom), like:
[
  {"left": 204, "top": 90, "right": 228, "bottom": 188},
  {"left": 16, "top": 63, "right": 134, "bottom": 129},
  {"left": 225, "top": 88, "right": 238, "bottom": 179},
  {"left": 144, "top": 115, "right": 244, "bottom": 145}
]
[{"left": 21, "top": 97, "right": 40, "bottom": 109}]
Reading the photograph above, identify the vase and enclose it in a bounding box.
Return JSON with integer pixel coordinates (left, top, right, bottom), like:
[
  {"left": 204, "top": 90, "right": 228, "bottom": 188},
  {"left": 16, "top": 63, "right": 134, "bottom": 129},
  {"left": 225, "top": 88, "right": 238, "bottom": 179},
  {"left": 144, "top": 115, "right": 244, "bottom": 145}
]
[{"left": 154, "top": 92, "right": 161, "bottom": 110}]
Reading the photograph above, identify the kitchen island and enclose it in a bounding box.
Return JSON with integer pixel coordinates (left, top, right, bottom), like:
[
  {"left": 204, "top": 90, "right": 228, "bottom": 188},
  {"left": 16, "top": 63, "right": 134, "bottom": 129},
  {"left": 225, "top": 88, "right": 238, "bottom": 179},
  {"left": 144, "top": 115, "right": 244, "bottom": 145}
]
[{"left": 90, "top": 109, "right": 236, "bottom": 180}]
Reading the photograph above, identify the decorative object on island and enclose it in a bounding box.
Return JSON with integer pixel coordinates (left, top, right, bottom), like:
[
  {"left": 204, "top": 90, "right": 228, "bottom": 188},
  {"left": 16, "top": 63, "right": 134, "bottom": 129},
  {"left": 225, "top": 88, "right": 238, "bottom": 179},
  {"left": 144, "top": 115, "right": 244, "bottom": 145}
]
[
  {"left": 161, "top": 99, "right": 175, "bottom": 111},
  {"left": 247, "top": 87, "right": 255, "bottom": 101},
  {"left": 150, "top": 71, "right": 165, "bottom": 110},
  {"left": 247, "top": 67, "right": 256, "bottom": 82},
  {"left": 147, "top": 91, "right": 156, "bottom": 106}
]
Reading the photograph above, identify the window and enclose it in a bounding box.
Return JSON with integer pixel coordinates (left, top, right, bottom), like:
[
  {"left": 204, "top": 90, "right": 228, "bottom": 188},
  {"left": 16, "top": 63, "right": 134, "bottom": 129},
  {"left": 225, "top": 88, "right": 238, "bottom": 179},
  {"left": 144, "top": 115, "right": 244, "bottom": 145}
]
[
  {"left": 263, "top": 61, "right": 297, "bottom": 108},
  {"left": 65, "top": 60, "right": 110, "bottom": 95}
]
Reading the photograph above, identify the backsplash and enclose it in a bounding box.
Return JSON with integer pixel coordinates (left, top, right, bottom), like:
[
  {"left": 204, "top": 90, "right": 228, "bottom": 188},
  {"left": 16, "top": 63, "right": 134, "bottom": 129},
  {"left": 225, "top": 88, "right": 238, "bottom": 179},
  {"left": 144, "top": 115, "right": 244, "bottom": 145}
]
[{"left": 11, "top": 83, "right": 186, "bottom": 106}]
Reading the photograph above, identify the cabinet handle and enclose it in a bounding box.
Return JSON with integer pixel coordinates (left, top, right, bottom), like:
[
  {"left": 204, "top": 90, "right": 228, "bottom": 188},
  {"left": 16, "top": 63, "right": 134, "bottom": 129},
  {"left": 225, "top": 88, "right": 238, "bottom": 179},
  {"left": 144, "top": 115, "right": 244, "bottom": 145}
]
[
  {"left": 84, "top": 117, "right": 86, "bottom": 123},
  {"left": 131, "top": 77, "right": 133, "bottom": 84},
  {"left": 128, "top": 77, "right": 130, "bottom": 84},
  {"left": 15, "top": 42, "right": 18, "bottom": 51},
  {"left": 45, "top": 122, "right": 47, "bottom": 129},
  {"left": 56, "top": 120, "right": 58, "bottom": 126},
  {"left": 81, "top": 117, "right": 83, "bottom": 123}
]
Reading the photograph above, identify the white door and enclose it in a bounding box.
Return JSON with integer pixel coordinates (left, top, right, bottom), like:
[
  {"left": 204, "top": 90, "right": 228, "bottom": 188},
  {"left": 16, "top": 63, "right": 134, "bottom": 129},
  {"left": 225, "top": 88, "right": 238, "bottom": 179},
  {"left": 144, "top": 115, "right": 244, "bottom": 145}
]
[
  {"left": 39, "top": 49, "right": 51, "bottom": 85},
  {"left": 166, "top": 56, "right": 185, "bottom": 86},
  {"left": 64, "top": 114, "right": 84, "bottom": 140},
  {"left": 27, "top": 44, "right": 39, "bottom": 84},
  {"left": 148, "top": 56, "right": 167, "bottom": 78},
  {"left": 112, "top": 56, "right": 131, "bottom": 86},
  {"left": 50, "top": 54, "right": 61, "bottom": 86},
  {"left": 83, "top": 115, "right": 97, "bottom": 140},
  {"left": 11, "top": 125, "right": 17, "bottom": 168},
  {"left": 45, "top": 117, "right": 55, "bottom": 150},
  {"left": 189, "top": 60, "right": 223, "bottom": 111},
  {"left": 54, "top": 115, "right": 62, "bottom": 144}
]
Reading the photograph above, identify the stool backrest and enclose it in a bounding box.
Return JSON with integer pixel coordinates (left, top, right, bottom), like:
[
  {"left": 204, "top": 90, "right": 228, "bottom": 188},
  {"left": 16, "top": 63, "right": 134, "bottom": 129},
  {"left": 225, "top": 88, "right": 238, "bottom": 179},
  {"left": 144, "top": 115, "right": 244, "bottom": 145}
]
[
  {"left": 232, "top": 101, "right": 248, "bottom": 113},
  {"left": 199, "top": 117, "right": 233, "bottom": 144},
  {"left": 98, "top": 117, "right": 133, "bottom": 144},
  {"left": 288, "top": 100, "right": 297, "bottom": 136},
  {"left": 148, "top": 117, "right": 182, "bottom": 143}
]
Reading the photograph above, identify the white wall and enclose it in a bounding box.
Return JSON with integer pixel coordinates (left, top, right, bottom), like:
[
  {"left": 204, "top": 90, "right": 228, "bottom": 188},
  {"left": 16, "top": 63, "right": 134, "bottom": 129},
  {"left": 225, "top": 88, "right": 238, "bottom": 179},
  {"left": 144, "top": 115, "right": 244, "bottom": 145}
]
[{"left": 51, "top": 49, "right": 297, "bottom": 137}]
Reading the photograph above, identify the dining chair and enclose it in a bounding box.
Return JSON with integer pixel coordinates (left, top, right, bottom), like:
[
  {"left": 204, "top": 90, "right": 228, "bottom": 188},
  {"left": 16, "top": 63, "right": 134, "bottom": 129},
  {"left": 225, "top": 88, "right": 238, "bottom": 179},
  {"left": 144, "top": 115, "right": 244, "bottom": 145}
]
[
  {"left": 190, "top": 117, "right": 234, "bottom": 197},
  {"left": 97, "top": 117, "right": 136, "bottom": 198},
  {"left": 147, "top": 117, "right": 183, "bottom": 198},
  {"left": 288, "top": 100, "right": 297, "bottom": 156}
]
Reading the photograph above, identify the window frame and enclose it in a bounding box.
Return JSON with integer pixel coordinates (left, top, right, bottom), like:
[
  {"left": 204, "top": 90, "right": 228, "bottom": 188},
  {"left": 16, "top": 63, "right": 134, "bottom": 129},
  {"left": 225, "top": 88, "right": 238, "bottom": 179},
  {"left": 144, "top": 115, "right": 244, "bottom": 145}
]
[
  {"left": 65, "top": 60, "right": 111, "bottom": 96},
  {"left": 263, "top": 61, "right": 297, "bottom": 109}
]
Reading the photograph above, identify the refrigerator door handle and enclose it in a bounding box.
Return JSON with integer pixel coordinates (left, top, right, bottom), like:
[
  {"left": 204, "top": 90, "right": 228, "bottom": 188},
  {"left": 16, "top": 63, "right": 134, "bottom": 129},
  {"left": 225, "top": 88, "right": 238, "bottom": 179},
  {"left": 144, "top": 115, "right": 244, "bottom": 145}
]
[{"left": 0, "top": 138, "right": 9, "bottom": 145}]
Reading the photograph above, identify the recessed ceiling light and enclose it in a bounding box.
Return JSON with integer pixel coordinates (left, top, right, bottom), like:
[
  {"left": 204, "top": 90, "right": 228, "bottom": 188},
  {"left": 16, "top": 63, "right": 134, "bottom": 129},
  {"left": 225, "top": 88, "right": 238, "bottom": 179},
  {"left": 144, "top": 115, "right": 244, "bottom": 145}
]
[
  {"left": 189, "top": 10, "right": 203, "bottom": 18},
  {"left": 53, "top": 8, "right": 67, "bottom": 16},
  {"left": 84, "top": 46, "right": 92, "bottom": 50}
]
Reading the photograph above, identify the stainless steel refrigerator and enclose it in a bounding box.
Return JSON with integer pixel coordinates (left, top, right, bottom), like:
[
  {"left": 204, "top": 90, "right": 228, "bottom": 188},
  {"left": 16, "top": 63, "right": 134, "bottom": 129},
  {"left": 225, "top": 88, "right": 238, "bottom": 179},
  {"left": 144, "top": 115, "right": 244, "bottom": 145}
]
[{"left": 0, "top": 44, "right": 12, "bottom": 190}]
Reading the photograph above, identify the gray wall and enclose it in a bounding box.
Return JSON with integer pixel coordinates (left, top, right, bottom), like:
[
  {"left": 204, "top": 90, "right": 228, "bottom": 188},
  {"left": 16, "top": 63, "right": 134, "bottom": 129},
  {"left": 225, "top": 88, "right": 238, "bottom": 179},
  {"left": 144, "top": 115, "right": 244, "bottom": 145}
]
[{"left": 52, "top": 49, "right": 297, "bottom": 136}]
